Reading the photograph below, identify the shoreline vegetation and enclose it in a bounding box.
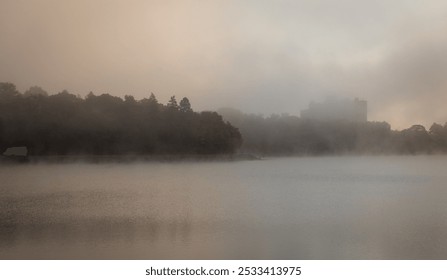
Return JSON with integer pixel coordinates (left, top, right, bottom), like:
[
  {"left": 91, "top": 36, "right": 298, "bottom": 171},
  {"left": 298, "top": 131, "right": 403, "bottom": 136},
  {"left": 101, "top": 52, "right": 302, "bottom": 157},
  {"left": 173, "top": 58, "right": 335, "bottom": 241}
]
[{"left": 2, "top": 82, "right": 447, "bottom": 162}]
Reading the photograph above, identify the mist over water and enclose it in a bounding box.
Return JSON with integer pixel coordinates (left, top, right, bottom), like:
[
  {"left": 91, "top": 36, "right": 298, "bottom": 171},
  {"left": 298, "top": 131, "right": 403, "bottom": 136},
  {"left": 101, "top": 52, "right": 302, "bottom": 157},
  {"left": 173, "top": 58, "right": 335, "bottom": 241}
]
[{"left": 1, "top": 156, "right": 447, "bottom": 259}]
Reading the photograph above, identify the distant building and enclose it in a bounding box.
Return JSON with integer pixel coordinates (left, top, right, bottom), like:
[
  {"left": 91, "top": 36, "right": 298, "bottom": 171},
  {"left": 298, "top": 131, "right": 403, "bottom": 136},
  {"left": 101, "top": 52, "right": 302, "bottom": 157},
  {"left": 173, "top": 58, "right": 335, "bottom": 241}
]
[{"left": 301, "top": 98, "right": 367, "bottom": 122}]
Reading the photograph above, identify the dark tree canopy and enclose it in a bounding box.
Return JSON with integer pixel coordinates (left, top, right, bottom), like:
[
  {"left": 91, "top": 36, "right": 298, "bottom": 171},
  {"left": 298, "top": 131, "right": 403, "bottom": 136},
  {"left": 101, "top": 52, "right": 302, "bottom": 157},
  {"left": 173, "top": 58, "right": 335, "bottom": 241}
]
[{"left": 0, "top": 83, "right": 242, "bottom": 156}]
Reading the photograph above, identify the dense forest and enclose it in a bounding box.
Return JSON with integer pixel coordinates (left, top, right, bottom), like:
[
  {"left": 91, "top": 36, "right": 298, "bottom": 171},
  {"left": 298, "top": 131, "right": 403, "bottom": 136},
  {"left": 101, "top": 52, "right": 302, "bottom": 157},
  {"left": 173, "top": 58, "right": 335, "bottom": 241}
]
[
  {"left": 218, "top": 108, "right": 447, "bottom": 156},
  {"left": 0, "top": 83, "right": 242, "bottom": 156}
]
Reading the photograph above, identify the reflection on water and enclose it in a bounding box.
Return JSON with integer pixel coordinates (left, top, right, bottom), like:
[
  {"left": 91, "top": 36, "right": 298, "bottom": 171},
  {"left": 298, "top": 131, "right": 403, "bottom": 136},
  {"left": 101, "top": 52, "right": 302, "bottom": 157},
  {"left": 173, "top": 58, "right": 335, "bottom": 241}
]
[{"left": 1, "top": 156, "right": 447, "bottom": 259}]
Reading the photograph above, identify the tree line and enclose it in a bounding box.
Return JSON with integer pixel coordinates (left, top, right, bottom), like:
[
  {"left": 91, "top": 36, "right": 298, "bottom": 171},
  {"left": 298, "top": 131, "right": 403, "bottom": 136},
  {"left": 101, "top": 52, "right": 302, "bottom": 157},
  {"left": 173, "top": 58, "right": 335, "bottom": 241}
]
[
  {"left": 0, "top": 83, "right": 242, "bottom": 156},
  {"left": 218, "top": 108, "right": 447, "bottom": 156},
  {"left": 3, "top": 81, "right": 447, "bottom": 158}
]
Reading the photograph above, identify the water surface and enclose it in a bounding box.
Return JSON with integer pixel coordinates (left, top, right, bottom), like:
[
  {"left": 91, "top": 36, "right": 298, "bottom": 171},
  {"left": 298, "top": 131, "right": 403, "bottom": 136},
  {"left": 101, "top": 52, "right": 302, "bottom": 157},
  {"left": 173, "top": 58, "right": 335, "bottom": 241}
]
[{"left": 1, "top": 156, "right": 447, "bottom": 259}]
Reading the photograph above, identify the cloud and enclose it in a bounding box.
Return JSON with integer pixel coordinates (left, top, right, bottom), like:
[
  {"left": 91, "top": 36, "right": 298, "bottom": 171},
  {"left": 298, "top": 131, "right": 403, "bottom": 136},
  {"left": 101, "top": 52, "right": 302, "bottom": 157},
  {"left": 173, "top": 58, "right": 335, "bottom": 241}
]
[{"left": 1, "top": 0, "right": 447, "bottom": 129}]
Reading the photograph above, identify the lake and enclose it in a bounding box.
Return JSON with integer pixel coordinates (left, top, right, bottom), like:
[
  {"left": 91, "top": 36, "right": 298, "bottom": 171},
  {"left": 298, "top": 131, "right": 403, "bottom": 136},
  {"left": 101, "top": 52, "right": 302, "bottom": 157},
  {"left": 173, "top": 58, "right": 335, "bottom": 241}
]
[{"left": 1, "top": 156, "right": 447, "bottom": 259}]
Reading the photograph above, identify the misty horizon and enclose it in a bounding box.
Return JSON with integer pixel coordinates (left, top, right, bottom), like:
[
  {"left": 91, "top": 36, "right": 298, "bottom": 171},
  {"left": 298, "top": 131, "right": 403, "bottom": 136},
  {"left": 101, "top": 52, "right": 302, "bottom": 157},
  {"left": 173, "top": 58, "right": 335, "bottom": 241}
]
[
  {"left": 3, "top": 82, "right": 447, "bottom": 131},
  {"left": 2, "top": 82, "right": 446, "bottom": 131}
]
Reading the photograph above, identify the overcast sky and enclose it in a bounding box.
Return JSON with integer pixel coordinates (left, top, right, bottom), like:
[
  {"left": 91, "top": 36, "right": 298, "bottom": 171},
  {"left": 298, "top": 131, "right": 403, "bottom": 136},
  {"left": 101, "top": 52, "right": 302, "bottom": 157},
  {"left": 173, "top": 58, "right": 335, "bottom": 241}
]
[{"left": 1, "top": 0, "right": 447, "bottom": 129}]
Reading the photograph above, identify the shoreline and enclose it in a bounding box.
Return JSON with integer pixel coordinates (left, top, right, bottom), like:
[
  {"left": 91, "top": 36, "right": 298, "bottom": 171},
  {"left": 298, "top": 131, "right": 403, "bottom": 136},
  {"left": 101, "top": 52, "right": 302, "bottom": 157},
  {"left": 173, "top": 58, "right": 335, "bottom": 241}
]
[{"left": 0, "top": 153, "right": 261, "bottom": 164}]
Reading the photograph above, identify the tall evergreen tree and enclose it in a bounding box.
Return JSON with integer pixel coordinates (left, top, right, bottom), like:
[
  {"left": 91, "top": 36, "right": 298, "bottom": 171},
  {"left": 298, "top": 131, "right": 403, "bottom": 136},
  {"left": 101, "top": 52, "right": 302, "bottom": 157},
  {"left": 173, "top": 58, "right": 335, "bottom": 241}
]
[
  {"left": 179, "top": 97, "right": 192, "bottom": 113},
  {"left": 167, "top": 96, "right": 178, "bottom": 110}
]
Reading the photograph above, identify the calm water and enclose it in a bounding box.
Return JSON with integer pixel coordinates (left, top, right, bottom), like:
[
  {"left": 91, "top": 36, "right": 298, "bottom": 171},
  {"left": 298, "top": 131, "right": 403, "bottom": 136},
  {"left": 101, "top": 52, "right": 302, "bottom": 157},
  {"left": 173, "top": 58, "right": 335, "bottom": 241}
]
[{"left": 1, "top": 156, "right": 447, "bottom": 259}]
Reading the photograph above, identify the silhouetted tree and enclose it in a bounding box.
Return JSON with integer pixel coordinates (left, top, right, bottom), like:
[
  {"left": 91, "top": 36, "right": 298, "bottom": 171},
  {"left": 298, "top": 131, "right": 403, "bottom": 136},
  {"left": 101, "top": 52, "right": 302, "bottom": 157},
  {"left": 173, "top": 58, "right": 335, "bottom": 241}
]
[
  {"left": 396, "top": 125, "right": 431, "bottom": 154},
  {"left": 0, "top": 82, "right": 20, "bottom": 102},
  {"left": 124, "top": 95, "right": 136, "bottom": 104},
  {"left": 428, "top": 123, "right": 447, "bottom": 152},
  {"left": 167, "top": 96, "right": 178, "bottom": 110},
  {"left": 179, "top": 97, "right": 192, "bottom": 113},
  {"left": 24, "top": 86, "right": 48, "bottom": 97},
  {"left": 142, "top": 92, "right": 160, "bottom": 113}
]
